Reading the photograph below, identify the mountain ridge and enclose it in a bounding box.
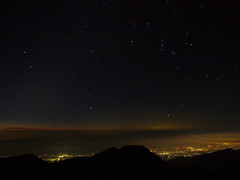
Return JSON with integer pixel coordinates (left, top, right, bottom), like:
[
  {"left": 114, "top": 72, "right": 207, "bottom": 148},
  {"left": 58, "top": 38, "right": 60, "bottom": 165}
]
[{"left": 1, "top": 145, "right": 240, "bottom": 180}]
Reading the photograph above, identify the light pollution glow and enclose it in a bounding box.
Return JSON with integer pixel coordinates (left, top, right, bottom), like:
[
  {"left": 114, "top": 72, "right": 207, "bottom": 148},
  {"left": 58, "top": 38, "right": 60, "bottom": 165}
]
[{"left": 1, "top": 124, "right": 240, "bottom": 156}]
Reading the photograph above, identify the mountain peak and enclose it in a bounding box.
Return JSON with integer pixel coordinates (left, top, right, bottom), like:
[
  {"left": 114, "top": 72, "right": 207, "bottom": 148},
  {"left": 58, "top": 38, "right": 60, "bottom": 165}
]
[{"left": 120, "top": 145, "right": 150, "bottom": 153}]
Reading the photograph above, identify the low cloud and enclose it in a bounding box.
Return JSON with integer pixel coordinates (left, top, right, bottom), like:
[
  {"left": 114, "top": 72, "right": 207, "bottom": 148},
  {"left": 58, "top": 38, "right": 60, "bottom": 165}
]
[{"left": 0, "top": 127, "right": 239, "bottom": 156}]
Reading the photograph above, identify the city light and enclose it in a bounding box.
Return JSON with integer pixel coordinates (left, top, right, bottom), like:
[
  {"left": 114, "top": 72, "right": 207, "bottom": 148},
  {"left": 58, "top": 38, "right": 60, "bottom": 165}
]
[
  {"left": 39, "top": 153, "right": 93, "bottom": 162},
  {"left": 151, "top": 142, "right": 240, "bottom": 160},
  {"left": 1, "top": 142, "right": 239, "bottom": 162}
]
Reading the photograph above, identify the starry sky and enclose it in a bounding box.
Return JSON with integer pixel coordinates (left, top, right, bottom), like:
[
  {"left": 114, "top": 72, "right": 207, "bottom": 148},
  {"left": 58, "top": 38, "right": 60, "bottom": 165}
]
[{"left": 0, "top": 0, "right": 240, "bottom": 154}]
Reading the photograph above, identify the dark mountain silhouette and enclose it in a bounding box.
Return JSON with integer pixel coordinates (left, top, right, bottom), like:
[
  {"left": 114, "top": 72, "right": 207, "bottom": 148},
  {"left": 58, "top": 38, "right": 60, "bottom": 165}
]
[
  {"left": 1, "top": 146, "right": 240, "bottom": 180},
  {"left": 168, "top": 148, "right": 240, "bottom": 179},
  {"left": 55, "top": 145, "right": 169, "bottom": 180},
  {"left": 92, "top": 145, "right": 166, "bottom": 169},
  {"left": 168, "top": 148, "right": 240, "bottom": 170},
  {"left": 0, "top": 154, "right": 47, "bottom": 180}
]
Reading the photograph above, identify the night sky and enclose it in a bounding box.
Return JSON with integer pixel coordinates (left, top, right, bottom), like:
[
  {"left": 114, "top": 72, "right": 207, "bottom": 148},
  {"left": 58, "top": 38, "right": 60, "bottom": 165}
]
[{"left": 0, "top": 0, "right": 240, "bottom": 154}]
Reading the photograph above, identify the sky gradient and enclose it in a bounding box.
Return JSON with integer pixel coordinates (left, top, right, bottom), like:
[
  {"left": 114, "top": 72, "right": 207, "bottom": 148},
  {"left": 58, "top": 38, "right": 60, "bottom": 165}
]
[{"left": 0, "top": 0, "right": 240, "bottom": 154}]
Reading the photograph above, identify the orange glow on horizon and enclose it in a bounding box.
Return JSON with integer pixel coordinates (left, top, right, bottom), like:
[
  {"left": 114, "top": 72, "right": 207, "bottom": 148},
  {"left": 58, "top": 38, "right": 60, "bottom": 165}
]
[{"left": 0, "top": 124, "right": 197, "bottom": 132}]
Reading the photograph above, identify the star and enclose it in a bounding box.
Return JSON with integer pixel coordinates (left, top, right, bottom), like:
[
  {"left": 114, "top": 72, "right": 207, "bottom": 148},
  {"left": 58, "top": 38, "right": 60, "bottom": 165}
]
[{"left": 170, "top": 50, "right": 176, "bottom": 55}]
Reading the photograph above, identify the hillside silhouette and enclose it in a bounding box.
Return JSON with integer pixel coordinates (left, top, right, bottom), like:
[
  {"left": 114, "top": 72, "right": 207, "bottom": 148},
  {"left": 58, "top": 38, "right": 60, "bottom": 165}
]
[{"left": 1, "top": 145, "right": 240, "bottom": 180}]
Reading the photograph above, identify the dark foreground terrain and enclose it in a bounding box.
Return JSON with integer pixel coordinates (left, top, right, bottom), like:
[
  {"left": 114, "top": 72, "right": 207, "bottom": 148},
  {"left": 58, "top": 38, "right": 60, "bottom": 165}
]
[{"left": 1, "top": 145, "right": 240, "bottom": 180}]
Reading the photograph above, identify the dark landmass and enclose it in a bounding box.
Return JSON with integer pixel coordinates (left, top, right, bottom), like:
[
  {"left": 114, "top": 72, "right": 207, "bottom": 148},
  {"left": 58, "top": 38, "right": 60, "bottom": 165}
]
[{"left": 0, "top": 145, "right": 239, "bottom": 180}]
